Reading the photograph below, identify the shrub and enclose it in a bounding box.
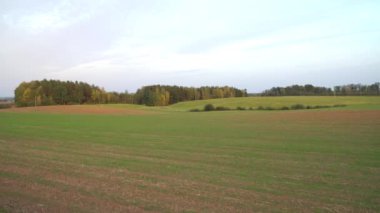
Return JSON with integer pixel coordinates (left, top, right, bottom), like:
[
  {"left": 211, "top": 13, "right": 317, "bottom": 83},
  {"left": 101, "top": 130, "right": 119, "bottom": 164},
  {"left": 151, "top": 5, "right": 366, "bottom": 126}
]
[
  {"left": 257, "top": 106, "right": 264, "bottom": 110},
  {"left": 236, "top": 106, "right": 246, "bottom": 110},
  {"left": 248, "top": 107, "right": 254, "bottom": 110},
  {"left": 314, "top": 105, "right": 330, "bottom": 109},
  {"left": 204, "top": 104, "right": 215, "bottom": 111},
  {"left": 333, "top": 104, "right": 346, "bottom": 107},
  {"left": 264, "top": 106, "right": 275, "bottom": 110},
  {"left": 189, "top": 108, "right": 201, "bottom": 112},
  {"left": 290, "top": 104, "right": 305, "bottom": 110},
  {"left": 215, "top": 106, "right": 231, "bottom": 111},
  {"left": 0, "top": 104, "right": 13, "bottom": 109},
  {"left": 280, "top": 106, "right": 289, "bottom": 110}
]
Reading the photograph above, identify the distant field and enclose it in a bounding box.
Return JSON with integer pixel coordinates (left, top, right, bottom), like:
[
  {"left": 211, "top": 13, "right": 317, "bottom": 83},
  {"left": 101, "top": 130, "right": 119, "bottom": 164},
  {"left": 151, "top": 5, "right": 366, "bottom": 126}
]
[
  {"left": 0, "top": 96, "right": 379, "bottom": 212},
  {"left": 169, "top": 96, "right": 380, "bottom": 111}
]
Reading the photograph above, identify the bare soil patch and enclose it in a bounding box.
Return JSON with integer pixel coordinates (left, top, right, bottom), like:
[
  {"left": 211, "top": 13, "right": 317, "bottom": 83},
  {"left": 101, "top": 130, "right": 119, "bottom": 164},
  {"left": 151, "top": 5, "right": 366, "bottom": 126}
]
[{"left": 1, "top": 105, "right": 153, "bottom": 115}]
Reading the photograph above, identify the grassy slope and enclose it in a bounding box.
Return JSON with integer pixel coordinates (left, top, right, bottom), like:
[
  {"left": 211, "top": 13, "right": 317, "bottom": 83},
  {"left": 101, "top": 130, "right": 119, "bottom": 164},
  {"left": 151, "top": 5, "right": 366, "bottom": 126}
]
[
  {"left": 0, "top": 97, "right": 379, "bottom": 212},
  {"left": 169, "top": 96, "right": 380, "bottom": 111}
]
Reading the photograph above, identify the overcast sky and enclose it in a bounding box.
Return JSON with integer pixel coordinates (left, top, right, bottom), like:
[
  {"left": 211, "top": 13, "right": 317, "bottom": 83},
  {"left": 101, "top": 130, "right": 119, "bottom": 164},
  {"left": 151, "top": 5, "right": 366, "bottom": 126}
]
[{"left": 1, "top": 0, "right": 379, "bottom": 96}]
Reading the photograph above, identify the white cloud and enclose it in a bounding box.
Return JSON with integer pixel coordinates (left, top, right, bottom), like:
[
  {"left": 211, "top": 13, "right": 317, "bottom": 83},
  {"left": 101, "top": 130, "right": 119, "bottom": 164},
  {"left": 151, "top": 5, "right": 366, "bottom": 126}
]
[
  {"left": 0, "top": 0, "right": 379, "bottom": 96},
  {"left": 2, "top": 0, "right": 107, "bottom": 33}
]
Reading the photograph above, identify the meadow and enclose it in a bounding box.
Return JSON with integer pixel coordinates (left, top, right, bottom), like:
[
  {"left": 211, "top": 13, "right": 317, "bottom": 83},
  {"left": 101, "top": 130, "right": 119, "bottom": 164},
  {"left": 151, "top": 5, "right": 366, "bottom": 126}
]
[{"left": 0, "top": 96, "right": 379, "bottom": 212}]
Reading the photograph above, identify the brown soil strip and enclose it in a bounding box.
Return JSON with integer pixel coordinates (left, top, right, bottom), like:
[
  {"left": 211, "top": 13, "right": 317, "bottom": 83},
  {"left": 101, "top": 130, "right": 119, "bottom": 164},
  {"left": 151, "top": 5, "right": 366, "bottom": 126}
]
[{"left": 0, "top": 105, "right": 153, "bottom": 115}]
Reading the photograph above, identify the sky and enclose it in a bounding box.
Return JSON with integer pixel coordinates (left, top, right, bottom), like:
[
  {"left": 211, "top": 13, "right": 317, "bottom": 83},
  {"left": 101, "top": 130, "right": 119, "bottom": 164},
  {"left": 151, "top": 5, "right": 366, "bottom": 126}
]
[{"left": 1, "top": 0, "right": 380, "bottom": 96}]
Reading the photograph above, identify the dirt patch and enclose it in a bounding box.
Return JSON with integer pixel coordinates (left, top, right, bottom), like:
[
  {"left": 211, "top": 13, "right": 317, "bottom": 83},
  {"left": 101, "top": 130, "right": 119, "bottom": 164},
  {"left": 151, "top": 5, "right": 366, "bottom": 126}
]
[{"left": 0, "top": 105, "right": 153, "bottom": 115}]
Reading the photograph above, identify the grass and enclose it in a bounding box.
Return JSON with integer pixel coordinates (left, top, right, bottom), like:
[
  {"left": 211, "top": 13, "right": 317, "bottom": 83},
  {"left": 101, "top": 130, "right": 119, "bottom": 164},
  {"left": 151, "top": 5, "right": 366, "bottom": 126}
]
[
  {"left": 169, "top": 96, "right": 380, "bottom": 111},
  {"left": 0, "top": 96, "right": 379, "bottom": 212}
]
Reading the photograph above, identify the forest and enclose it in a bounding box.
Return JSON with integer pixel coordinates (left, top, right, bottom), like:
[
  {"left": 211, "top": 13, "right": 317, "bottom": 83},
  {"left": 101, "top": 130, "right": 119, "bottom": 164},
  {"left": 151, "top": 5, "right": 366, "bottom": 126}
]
[
  {"left": 261, "top": 83, "right": 380, "bottom": 96},
  {"left": 14, "top": 80, "right": 133, "bottom": 107},
  {"left": 14, "top": 80, "right": 379, "bottom": 107},
  {"left": 134, "top": 85, "right": 247, "bottom": 106},
  {"left": 14, "top": 80, "right": 247, "bottom": 107}
]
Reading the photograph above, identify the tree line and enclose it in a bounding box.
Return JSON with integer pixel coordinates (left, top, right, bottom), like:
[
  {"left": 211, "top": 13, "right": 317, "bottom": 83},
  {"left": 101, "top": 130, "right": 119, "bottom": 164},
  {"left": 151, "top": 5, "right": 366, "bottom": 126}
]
[
  {"left": 14, "top": 80, "right": 133, "bottom": 107},
  {"left": 14, "top": 80, "right": 379, "bottom": 107},
  {"left": 333, "top": 83, "right": 380, "bottom": 96},
  {"left": 134, "top": 85, "right": 247, "bottom": 106},
  {"left": 14, "top": 80, "right": 247, "bottom": 107},
  {"left": 261, "top": 83, "right": 380, "bottom": 96}
]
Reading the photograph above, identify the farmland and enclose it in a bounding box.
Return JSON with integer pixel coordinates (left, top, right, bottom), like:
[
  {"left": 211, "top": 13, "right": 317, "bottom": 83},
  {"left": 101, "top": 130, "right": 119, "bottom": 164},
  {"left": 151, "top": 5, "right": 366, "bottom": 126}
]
[
  {"left": 0, "top": 96, "right": 380, "bottom": 212},
  {"left": 169, "top": 96, "right": 380, "bottom": 111}
]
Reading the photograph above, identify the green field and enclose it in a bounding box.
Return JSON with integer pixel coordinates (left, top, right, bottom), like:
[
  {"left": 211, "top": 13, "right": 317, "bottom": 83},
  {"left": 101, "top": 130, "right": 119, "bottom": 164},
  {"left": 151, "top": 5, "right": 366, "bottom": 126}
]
[
  {"left": 169, "top": 96, "right": 380, "bottom": 111},
  {"left": 0, "top": 96, "right": 379, "bottom": 212}
]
